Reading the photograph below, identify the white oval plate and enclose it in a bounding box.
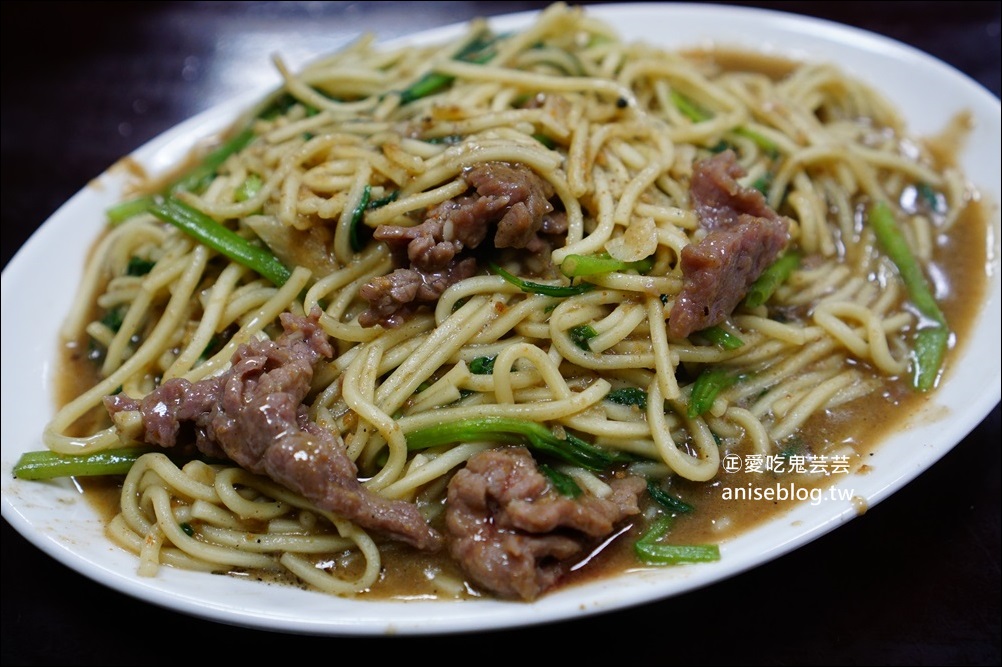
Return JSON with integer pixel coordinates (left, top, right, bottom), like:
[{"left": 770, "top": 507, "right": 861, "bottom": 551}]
[{"left": 2, "top": 2, "right": 999, "bottom": 636}]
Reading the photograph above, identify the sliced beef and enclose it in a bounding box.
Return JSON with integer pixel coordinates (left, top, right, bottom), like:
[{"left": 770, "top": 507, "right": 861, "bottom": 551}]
[
  {"left": 356, "top": 259, "right": 477, "bottom": 328},
  {"left": 359, "top": 161, "right": 561, "bottom": 328},
  {"left": 104, "top": 309, "right": 443, "bottom": 551},
  {"left": 373, "top": 217, "right": 463, "bottom": 273},
  {"left": 464, "top": 161, "right": 555, "bottom": 248},
  {"left": 668, "top": 150, "right": 791, "bottom": 339},
  {"left": 445, "top": 446, "right": 645, "bottom": 601}
]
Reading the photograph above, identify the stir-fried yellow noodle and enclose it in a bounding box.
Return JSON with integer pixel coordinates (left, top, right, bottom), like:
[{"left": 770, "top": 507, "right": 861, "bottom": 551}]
[{"left": 38, "top": 3, "right": 984, "bottom": 600}]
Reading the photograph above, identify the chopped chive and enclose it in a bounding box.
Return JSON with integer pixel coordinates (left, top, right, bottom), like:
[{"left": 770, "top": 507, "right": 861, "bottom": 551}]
[
  {"left": 605, "top": 387, "right": 648, "bottom": 410},
  {"left": 469, "top": 355, "right": 496, "bottom": 375},
  {"left": 235, "top": 174, "right": 263, "bottom": 202},
  {"left": 646, "top": 481, "right": 694, "bottom": 514},
  {"left": 744, "top": 251, "right": 801, "bottom": 308},
  {"left": 405, "top": 416, "right": 631, "bottom": 471},
  {"left": 400, "top": 31, "right": 501, "bottom": 104},
  {"left": 491, "top": 263, "right": 595, "bottom": 297},
  {"left": 868, "top": 200, "right": 948, "bottom": 391},
  {"left": 148, "top": 196, "right": 290, "bottom": 287},
  {"left": 569, "top": 324, "right": 598, "bottom": 350},
  {"left": 125, "top": 256, "right": 156, "bottom": 276},
  {"left": 688, "top": 368, "right": 748, "bottom": 417},
  {"left": 697, "top": 325, "right": 744, "bottom": 350},
  {"left": 539, "top": 463, "right": 582, "bottom": 498},
  {"left": 634, "top": 515, "right": 720, "bottom": 565},
  {"left": 12, "top": 447, "right": 155, "bottom": 480},
  {"left": 560, "top": 252, "right": 654, "bottom": 278},
  {"left": 349, "top": 184, "right": 373, "bottom": 252}
]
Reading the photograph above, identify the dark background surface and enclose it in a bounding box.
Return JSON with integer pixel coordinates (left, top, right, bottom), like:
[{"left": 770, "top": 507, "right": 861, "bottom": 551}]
[{"left": 2, "top": 2, "right": 999, "bottom": 665}]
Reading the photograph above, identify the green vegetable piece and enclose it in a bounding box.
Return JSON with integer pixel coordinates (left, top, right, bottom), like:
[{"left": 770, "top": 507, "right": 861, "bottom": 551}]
[
  {"left": 401, "top": 73, "right": 453, "bottom": 105},
  {"left": 634, "top": 515, "right": 720, "bottom": 565},
  {"left": 669, "top": 93, "right": 778, "bottom": 158},
  {"left": 732, "top": 126, "right": 779, "bottom": 157},
  {"left": 491, "top": 263, "right": 595, "bottom": 297},
  {"left": 646, "top": 481, "right": 694, "bottom": 514},
  {"left": 697, "top": 325, "right": 744, "bottom": 350},
  {"left": 405, "top": 416, "right": 629, "bottom": 471},
  {"left": 12, "top": 447, "right": 154, "bottom": 480},
  {"left": 170, "top": 128, "right": 256, "bottom": 196},
  {"left": 126, "top": 256, "right": 156, "bottom": 276},
  {"left": 709, "top": 140, "right": 733, "bottom": 154},
  {"left": 744, "top": 250, "right": 801, "bottom": 308},
  {"left": 912, "top": 326, "right": 950, "bottom": 391},
  {"left": 425, "top": 134, "right": 464, "bottom": 145},
  {"left": 106, "top": 127, "right": 257, "bottom": 226},
  {"left": 604, "top": 387, "right": 648, "bottom": 410},
  {"left": 400, "top": 31, "right": 499, "bottom": 104},
  {"left": 688, "top": 367, "right": 747, "bottom": 417},
  {"left": 751, "top": 172, "right": 773, "bottom": 196},
  {"left": 869, "top": 201, "right": 947, "bottom": 323},
  {"left": 347, "top": 189, "right": 399, "bottom": 253},
  {"left": 100, "top": 306, "right": 126, "bottom": 332},
  {"left": 235, "top": 173, "right": 263, "bottom": 202},
  {"left": 560, "top": 252, "right": 654, "bottom": 278},
  {"left": 868, "top": 200, "right": 949, "bottom": 391},
  {"left": 569, "top": 324, "right": 597, "bottom": 350},
  {"left": 348, "top": 184, "right": 373, "bottom": 252},
  {"left": 532, "top": 133, "right": 556, "bottom": 149},
  {"left": 538, "top": 463, "right": 582, "bottom": 497},
  {"left": 257, "top": 92, "right": 318, "bottom": 120},
  {"left": 369, "top": 190, "right": 400, "bottom": 209},
  {"left": 148, "top": 196, "right": 291, "bottom": 287},
  {"left": 636, "top": 541, "right": 721, "bottom": 565},
  {"left": 670, "top": 90, "right": 711, "bottom": 122},
  {"left": 917, "top": 183, "right": 945, "bottom": 213},
  {"left": 469, "top": 355, "right": 496, "bottom": 375},
  {"left": 106, "top": 196, "right": 154, "bottom": 226}
]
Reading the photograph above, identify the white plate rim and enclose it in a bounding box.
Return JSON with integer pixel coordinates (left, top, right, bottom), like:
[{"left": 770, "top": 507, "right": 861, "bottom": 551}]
[{"left": 2, "top": 2, "right": 999, "bottom": 636}]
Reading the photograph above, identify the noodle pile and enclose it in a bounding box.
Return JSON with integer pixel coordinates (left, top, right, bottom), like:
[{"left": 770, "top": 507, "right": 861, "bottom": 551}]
[{"left": 40, "top": 3, "right": 975, "bottom": 599}]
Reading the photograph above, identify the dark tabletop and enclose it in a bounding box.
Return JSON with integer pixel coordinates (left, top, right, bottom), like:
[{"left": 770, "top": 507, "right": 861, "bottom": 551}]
[{"left": 2, "top": 2, "right": 999, "bottom": 665}]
